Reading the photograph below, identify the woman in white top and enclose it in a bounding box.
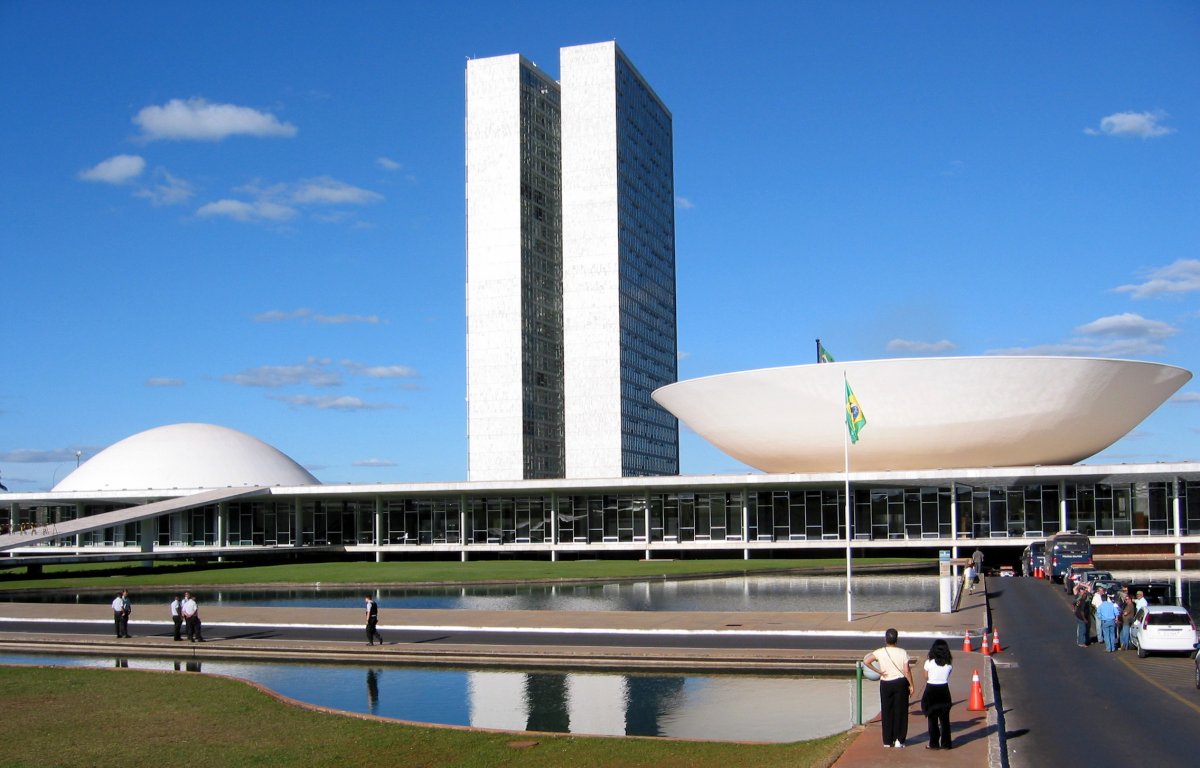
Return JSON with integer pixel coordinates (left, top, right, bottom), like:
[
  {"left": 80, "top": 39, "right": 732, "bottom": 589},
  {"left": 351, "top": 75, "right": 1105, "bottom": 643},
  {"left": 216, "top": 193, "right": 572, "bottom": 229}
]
[
  {"left": 921, "top": 638, "right": 954, "bottom": 750},
  {"left": 864, "top": 627, "right": 914, "bottom": 748}
]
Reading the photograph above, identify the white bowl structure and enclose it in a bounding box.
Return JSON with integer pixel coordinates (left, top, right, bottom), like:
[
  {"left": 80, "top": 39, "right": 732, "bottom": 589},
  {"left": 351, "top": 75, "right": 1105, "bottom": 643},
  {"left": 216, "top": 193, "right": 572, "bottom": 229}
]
[
  {"left": 53, "top": 423, "right": 319, "bottom": 492},
  {"left": 652, "top": 357, "right": 1191, "bottom": 473}
]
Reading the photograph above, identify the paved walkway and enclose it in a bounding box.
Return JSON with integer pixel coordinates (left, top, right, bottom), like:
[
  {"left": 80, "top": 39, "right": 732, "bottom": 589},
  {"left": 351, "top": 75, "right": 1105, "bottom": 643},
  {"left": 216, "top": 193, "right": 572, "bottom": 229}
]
[{"left": 0, "top": 581, "right": 1003, "bottom": 765}]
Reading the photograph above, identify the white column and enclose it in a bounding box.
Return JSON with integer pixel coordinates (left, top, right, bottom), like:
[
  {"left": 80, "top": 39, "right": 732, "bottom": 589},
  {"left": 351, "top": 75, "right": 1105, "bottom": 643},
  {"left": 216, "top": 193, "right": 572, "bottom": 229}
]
[
  {"left": 1173, "top": 479, "right": 1184, "bottom": 574},
  {"left": 1059, "top": 479, "right": 1069, "bottom": 531},
  {"left": 374, "top": 497, "right": 384, "bottom": 563},
  {"left": 742, "top": 490, "right": 750, "bottom": 560}
]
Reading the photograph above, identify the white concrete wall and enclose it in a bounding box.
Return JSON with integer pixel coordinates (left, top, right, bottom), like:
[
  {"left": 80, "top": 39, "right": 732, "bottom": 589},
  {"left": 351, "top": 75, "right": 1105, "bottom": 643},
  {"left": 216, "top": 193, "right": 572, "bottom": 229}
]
[
  {"left": 465, "top": 55, "right": 527, "bottom": 481},
  {"left": 561, "top": 41, "right": 624, "bottom": 479}
]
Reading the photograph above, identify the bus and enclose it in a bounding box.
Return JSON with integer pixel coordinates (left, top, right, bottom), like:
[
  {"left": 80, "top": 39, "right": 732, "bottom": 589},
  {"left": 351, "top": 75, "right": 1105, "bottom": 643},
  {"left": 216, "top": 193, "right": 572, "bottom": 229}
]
[
  {"left": 1021, "top": 540, "right": 1045, "bottom": 577},
  {"left": 1044, "top": 532, "right": 1092, "bottom": 583}
]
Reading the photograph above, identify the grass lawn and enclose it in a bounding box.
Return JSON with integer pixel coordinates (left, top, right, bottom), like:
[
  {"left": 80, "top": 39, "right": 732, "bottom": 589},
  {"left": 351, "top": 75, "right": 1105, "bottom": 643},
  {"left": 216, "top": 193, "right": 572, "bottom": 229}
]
[
  {"left": 0, "top": 665, "right": 857, "bottom": 768},
  {"left": 0, "top": 556, "right": 927, "bottom": 591}
]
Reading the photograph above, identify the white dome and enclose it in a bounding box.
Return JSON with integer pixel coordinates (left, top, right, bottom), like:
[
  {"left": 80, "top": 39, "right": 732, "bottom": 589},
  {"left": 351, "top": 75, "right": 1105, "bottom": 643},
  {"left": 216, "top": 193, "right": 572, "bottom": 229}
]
[
  {"left": 653, "top": 356, "right": 1191, "bottom": 473},
  {"left": 54, "top": 423, "right": 319, "bottom": 492}
]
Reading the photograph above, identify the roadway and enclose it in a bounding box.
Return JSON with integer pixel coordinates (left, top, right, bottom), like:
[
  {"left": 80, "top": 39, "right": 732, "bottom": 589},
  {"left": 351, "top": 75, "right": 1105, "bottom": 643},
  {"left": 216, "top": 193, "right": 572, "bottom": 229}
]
[{"left": 989, "top": 576, "right": 1200, "bottom": 767}]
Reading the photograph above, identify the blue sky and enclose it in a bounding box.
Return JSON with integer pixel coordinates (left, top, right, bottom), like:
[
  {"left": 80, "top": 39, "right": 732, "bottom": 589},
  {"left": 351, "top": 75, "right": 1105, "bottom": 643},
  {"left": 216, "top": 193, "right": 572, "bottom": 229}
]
[{"left": 2, "top": 1, "right": 1198, "bottom": 491}]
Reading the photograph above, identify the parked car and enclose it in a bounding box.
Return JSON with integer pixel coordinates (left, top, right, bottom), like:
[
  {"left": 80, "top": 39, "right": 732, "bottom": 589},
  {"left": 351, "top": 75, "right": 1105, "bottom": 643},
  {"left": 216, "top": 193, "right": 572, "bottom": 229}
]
[{"left": 1129, "top": 605, "right": 1198, "bottom": 658}]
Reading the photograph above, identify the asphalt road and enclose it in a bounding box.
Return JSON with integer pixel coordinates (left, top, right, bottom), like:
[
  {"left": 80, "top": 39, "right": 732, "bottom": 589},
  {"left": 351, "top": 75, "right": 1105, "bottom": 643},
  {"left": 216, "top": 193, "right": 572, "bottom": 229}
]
[{"left": 989, "top": 577, "right": 1200, "bottom": 767}]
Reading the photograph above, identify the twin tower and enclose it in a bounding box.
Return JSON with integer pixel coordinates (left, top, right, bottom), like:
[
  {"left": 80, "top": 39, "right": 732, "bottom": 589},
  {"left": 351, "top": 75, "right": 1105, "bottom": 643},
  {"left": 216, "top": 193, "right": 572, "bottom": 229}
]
[{"left": 466, "top": 42, "right": 679, "bottom": 481}]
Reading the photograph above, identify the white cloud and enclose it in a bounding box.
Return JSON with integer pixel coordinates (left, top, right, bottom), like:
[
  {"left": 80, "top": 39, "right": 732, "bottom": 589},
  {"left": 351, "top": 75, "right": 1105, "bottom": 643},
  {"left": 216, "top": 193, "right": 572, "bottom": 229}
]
[
  {"left": 270, "top": 394, "right": 392, "bottom": 411},
  {"left": 1084, "top": 110, "right": 1174, "bottom": 138},
  {"left": 292, "top": 176, "right": 382, "bottom": 205},
  {"left": 223, "top": 360, "right": 342, "bottom": 388},
  {"left": 1115, "top": 259, "right": 1200, "bottom": 299},
  {"left": 196, "top": 198, "right": 298, "bottom": 222},
  {"left": 354, "top": 458, "right": 396, "bottom": 467},
  {"left": 1074, "top": 312, "right": 1177, "bottom": 340},
  {"left": 145, "top": 377, "right": 184, "bottom": 387},
  {"left": 1171, "top": 392, "right": 1200, "bottom": 404},
  {"left": 988, "top": 312, "right": 1179, "bottom": 357},
  {"left": 341, "top": 360, "right": 418, "bottom": 379},
  {"left": 133, "top": 97, "right": 297, "bottom": 141},
  {"left": 79, "top": 154, "right": 145, "bottom": 184},
  {"left": 133, "top": 168, "right": 194, "bottom": 206},
  {"left": 253, "top": 308, "right": 382, "bottom": 324},
  {"left": 675, "top": 195, "right": 695, "bottom": 210},
  {"left": 886, "top": 338, "right": 957, "bottom": 354},
  {"left": 0, "top": 447, "right": 93, "bottom": 463},
  {"left": 377, "top": 157, "right": 402, "bottom": 171}
]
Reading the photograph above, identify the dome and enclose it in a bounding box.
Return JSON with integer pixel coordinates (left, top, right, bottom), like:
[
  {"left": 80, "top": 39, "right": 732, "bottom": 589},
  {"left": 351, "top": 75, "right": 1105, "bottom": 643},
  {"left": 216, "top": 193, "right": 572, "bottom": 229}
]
[
  {"left": 652, "top": 356, "right": 1191, "bottom": 473},
  {"left": 54, "top": 423, "right": 319, "bottom": 492}
]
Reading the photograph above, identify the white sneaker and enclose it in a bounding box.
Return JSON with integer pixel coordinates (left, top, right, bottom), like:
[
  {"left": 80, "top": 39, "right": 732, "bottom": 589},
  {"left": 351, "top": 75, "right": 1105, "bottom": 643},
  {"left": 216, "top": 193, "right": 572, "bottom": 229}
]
[{"left": 894, "top": 740, "right": 905, "bottom": 748}]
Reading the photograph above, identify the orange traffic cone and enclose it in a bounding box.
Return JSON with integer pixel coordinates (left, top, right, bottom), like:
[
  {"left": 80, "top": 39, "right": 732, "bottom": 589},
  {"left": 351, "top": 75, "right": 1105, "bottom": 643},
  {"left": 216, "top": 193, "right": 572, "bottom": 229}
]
[
  {"left": 991, "top": 629, "right": 1003, "bottom": 653},
  {"left": 980, "top": 632, "right": 991, "bottom": 655},
  {"left": 962, "top": 630, "right": 972, "bottom": 653},
  {"left": 967, "top": 669, "right": 986, "bottom": 711}
]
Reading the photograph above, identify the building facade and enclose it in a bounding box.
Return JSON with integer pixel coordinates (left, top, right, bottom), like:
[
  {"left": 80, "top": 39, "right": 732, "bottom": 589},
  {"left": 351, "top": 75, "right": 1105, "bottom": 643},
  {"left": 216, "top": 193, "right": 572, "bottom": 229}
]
[
  {"left": 466, "top": 42, "right": 678, "bottom": 482},
  {"left": 5, "top": 464, "right": 1200, "bottom": 565}
]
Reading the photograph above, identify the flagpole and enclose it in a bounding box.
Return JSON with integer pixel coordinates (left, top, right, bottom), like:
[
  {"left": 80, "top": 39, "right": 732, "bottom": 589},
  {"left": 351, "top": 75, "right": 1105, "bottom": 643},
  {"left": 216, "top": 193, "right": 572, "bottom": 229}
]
[{"left": 844, "top": 372, "right": 853, "bottom": 623}]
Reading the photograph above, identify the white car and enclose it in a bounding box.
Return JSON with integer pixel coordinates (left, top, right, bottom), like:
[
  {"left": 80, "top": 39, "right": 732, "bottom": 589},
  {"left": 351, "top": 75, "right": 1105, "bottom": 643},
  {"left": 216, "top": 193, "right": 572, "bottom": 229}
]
[{"left": 1129, "top": 605, "right": 1198, "bottom": 658}]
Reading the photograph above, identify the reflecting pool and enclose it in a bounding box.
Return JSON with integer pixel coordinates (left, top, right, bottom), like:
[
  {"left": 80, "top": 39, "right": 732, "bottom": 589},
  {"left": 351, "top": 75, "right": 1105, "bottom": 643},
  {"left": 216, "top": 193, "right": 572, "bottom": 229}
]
[
  {"left": 0, "top": 653, "right": 877, "bottom": 742},
  {"left": 4, "top": 574, "right": 942, "bottom": 612}
]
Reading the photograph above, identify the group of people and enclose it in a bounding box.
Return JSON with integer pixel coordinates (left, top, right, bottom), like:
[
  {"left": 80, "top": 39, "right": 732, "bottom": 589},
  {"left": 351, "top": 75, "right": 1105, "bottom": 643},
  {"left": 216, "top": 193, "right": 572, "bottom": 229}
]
[
  {"left": 863, "top": 628, "right": 955, "bottom": 750},
  {"left": 1070, "top": 580, "right": 1146, "bottom": 651},
  {"left": 110, "top": 590, "right": 204, "bottom": 641}
]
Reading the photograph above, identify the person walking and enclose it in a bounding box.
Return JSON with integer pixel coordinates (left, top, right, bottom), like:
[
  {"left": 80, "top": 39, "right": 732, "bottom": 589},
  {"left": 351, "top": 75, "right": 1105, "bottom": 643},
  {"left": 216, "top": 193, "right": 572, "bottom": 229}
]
[
  {"left": 971, "top": 547, "right": 984, "bottom": 577},
  {"left": 181, "top": 591, "right": 204, "bottom": 642},
  {"left": 169, "top": 594, "right": 183, "bottom": 641},
  {"left": 364, "top": 595, "right": 383, "bottom": 646},
  {"left": 921, "top": 638, "right": 954, "bottom": 750},
  {"left": 864, "top": 627, "right": 915, "bottom": 748},
  {"left": 964, "top": 563, "right": 976, "bottom": 594},
  {"left": 111, "top": 590, "right": 131, "bottom": 638}
]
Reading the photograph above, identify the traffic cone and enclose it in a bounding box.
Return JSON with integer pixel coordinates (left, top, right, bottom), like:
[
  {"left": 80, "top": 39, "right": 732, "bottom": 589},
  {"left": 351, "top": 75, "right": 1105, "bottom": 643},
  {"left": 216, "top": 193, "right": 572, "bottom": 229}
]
[
  {"left": 991, "top": 629, "right": 1003, "bottom": 653},
  {"left": 967, "top": 669, "right": 986, "bottom": 711},
  {"left": 980, "top": 631, "right": 991, "bottom": 655},
  {"left": 962, "top": 630, "right": 972, "bottom": 653}
]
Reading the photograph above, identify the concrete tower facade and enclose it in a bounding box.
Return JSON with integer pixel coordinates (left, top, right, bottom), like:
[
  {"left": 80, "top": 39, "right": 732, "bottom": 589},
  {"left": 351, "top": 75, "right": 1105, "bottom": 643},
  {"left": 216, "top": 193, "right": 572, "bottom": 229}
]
[{"left": 466, "top": 43, "right": 677, "bottom": 482}]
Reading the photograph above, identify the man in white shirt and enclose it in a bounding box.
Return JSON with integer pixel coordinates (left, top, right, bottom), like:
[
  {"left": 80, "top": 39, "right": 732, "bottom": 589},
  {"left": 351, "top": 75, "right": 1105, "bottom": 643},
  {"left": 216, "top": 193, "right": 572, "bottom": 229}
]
[
  {"left": 111, "top": 590, "right": 131, "bottom": 638},
  {"left": 169, "top": 594, "right": 183, "bottom": 641},
  {"left": 181, "top": 591, "right": 204, "bottom": 642}
]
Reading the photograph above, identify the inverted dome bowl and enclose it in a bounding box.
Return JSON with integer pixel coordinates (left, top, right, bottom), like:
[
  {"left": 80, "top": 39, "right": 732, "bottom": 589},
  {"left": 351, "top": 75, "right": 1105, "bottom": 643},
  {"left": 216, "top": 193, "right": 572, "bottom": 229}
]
[{"left": 652, "top": 357, "right": 1191, "bottom": 473}]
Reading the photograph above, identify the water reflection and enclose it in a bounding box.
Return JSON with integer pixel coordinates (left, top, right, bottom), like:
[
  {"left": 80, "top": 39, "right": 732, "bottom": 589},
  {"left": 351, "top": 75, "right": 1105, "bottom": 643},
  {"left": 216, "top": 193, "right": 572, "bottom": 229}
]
[
  {"left": 366, "top": 669, "right": 379, "bottom": 713},
  {"left": 0, "top": 653, "right": 876, "bottom": 742},
  {"left": 0, "top": 575, "right": 943, "bottom": 613}
]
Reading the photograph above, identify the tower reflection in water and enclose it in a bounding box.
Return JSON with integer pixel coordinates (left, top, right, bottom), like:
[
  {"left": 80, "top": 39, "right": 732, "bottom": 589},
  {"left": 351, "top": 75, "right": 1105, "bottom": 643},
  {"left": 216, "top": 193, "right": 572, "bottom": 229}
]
[
  {"left": 366, "top": 669, "right": 380, "bottom": 714},
  {"left": 463, "top": 670, "right": 852, "bottom": 741}
]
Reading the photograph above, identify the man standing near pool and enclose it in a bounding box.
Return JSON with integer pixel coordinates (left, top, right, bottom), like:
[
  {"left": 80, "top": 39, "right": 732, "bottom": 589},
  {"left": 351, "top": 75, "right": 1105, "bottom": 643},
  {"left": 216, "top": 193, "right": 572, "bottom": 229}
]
[{"left": 365, "top": 594, "right": 383, "bottom": 646}]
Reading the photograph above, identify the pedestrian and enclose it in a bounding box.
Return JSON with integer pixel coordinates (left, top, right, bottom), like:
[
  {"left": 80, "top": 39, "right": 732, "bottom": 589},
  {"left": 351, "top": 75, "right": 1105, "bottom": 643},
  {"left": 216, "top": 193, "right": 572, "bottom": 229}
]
[
  {"left": 111, "top": 589, "right": 131, "bottom": 638},
  {"left": 971, "top": 547, "right": 984, "bottom": 577},
  {"left": 864, "top": 627, "right": 914, "bottom": 749},
  {"left": 1134, "top": 589, "right": 1149, "bottom": 615},
  {"left": 1119, "top": 592, "right": 1136, "bottom": 650},
  {"left": 921, "top": 638, "right": 954, "bottom": 750},
  {"left": 1073, "top": 585, "right": 1091, "bottom": 647},
  {"left": 181, "top": 591, "right": 204, "bottom": 642},
  {"left": 170, "top": 594, "right": 183, "bottom": 641},
  {"left": 1097, "top": 591, "right": 1119, "bottom": 652},
  {"left": 964, "top": 563, "right": 976, "bottom": 594},
  {"left": 364, "top": 594, "right": 383, "bottom": 646}
]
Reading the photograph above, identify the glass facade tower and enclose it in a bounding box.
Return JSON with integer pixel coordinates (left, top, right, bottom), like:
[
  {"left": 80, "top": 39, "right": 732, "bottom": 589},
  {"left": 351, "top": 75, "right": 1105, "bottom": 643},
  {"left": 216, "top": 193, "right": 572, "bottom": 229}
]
[{"left": 467, "top": 42, "right": 678, "bottom": 481}]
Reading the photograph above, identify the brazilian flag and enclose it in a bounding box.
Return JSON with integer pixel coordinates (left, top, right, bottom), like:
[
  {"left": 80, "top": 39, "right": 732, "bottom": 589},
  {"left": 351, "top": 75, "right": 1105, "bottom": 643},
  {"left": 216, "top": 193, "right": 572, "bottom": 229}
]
[
  {"left": 818, "top": 343, "right": 835, "bottom": 364},
  {"left": 845, "top": 379, "right": 866, "bottom": 444}
]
